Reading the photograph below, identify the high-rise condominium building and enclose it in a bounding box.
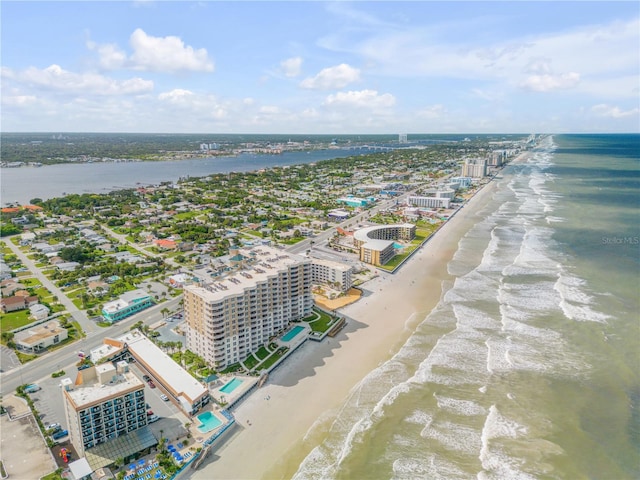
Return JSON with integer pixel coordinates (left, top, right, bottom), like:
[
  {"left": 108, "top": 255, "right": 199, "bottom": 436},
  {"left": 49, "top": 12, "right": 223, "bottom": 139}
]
[{"left": 183, "top": 247, "right": 312, "bottom": 369}]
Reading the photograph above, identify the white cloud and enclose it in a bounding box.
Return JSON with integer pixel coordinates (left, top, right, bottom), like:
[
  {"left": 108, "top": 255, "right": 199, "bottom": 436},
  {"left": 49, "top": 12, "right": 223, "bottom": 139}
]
[
  {"left": 90, "top": 42, "right": 128, "bottom": 70},
  {"left": 591, "top": 104, "right": 639, "bottom": 118},
  {"left": 300, "top": 64, "right": 360, "bottom": 90},
  {"left": 129, "top": 29, "right": 214, "bottom": 72},
  {"left": 158, "top": 89, "right": 194, "bottom": 102},
  {"left": 88, "top": 29, "right": 214, "bottom": 73},
  {"left": 1, "top": 94, "right": 37, "bottom": 106},
  {"left": 10, "top": 64, "right": 153, "bottom": 95},
  {"left": 323, "top": 89, "right": 395, "bottom": 108},
  {"left": 519, "top": 72, "right": 580, "bottom": 92},
  {"left": 280, "top": 57, "right": 303, "bottom": 78}
]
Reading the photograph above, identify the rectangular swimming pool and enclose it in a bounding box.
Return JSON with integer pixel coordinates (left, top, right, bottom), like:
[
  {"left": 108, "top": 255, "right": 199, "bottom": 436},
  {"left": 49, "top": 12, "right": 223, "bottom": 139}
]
[
  {"left": 281, "top": 325, "right": 305, "bottom": 342},
  {"left": 196, "top": 411, "right": 222, "bottom": 434},
  {"left": 219, "top": 377, "right": 243, "bottom": 394}
]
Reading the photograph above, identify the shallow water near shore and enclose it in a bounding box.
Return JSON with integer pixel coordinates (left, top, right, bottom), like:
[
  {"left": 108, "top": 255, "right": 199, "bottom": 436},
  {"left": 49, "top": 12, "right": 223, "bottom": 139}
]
[{"left": 290, "top": 134, "right": 640, "bottom": 479}]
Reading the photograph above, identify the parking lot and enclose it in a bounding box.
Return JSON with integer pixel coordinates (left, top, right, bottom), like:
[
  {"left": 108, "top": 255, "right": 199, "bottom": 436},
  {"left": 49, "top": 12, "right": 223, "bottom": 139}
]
[
  {"left": 129, "top": 364, "right": 191, "bottom": 442},
  {"left": 27, "top": 361, "right": 191, "bottom": 445}
]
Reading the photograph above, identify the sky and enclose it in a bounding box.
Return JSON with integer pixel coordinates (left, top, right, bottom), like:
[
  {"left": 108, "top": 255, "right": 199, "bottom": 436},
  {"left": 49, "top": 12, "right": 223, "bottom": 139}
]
[{"left": 1, "top": 1, "right": 639, "bottom": 134}]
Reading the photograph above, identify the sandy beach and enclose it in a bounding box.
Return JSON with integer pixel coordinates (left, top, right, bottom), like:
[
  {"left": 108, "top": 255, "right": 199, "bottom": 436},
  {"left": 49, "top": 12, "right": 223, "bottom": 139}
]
[{"left": 190, "top": 164, "right": 517, "bottom": 480}]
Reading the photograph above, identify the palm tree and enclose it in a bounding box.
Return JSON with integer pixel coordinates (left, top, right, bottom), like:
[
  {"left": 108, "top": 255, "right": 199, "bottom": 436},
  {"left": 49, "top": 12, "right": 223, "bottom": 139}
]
[{"left": 160, "top": 307, "right": 169, "bottom": 318}]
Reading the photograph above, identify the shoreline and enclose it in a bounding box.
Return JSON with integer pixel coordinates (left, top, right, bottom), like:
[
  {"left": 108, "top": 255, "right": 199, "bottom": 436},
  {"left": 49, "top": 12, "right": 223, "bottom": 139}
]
[{"left": 190, "top": 154, "right": 530, "bottom": 480}]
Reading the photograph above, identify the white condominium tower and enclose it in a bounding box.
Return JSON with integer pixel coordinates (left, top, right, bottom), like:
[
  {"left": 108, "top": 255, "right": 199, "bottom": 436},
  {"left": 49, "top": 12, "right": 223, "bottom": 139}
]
[{"left": 184, "top": 247, "right": 312, "bottom": 369}]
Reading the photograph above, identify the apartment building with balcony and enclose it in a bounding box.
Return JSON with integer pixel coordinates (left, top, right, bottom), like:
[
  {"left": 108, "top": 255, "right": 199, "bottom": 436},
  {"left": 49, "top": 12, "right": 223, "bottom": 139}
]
[
  {"left": 183, "top": 246, "right": 313, "bottom": 369},
  {"left": 461, "top": 158, "right": 487, "bottom": 178},
  {"left": 61, "top": 361, "right": 155, "bottom": 465},
  {"left": 311, "top": 259, "right": 353, "bottom": 292}
]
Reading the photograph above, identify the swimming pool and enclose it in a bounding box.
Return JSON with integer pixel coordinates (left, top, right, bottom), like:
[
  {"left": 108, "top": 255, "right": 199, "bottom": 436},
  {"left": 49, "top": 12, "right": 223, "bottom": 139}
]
[
  {"left": 219, "top": 377, "right": 243, "bottom": 394},
  {"left": 196, "top": 411, "right": 223, "bottom": 433},
  {"left": 281, "top": 325, "right": 305, "bottom": 342},
  {"left": 393, "top": 242, "right": 404, "bottom": 249}
]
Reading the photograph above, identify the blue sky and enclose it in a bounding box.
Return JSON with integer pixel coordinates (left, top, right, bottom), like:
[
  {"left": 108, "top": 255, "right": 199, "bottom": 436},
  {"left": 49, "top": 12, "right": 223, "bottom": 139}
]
[{"left": 2, "top": 1, "right": 638, "bottom": 133}]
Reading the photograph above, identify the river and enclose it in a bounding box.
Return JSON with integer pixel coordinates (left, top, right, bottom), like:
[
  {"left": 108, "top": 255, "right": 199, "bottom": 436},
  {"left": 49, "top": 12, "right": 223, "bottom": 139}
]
[{"left": 1, "top": 149, "right": 355, "bottom": 204}]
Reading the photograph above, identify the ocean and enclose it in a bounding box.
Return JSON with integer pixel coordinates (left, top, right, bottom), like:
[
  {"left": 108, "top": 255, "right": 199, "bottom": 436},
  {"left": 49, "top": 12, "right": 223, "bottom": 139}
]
[{"left": 292, "top": 134, "right": 640, "bottom": 479}]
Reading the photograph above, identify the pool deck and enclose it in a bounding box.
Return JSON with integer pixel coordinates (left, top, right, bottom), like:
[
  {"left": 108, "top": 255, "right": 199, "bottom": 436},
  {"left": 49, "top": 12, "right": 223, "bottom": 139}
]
[
  {"left": 276, "top": 324, "right": 310, "bottom": 350},
  {"left": 209, "top": 375, "right": 259, "bottom": 408}
]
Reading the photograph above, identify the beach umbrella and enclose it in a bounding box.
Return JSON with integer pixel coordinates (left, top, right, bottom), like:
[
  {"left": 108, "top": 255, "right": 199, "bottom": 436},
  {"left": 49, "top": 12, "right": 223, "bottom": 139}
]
[
  {"left": 155, "top": 472, "right": 162, "bottom": 478},
  {"left": 129, "top": 464, "right": 136, "bottom": 470},
  {"left": 138, "top": 459, "right": 145, "bottom": 466}
]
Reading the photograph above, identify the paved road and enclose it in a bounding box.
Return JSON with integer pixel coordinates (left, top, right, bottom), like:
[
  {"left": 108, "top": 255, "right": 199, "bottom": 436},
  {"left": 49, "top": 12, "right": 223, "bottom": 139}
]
[
  {"left": 2, "top": 238, "right": 96, "bottom": 334},
  {"left": 0, "top": 294, "right": 183, "bottom": 396}
]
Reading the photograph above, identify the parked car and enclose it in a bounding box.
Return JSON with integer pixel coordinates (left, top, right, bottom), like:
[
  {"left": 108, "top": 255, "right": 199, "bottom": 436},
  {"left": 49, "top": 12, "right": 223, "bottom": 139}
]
[
  {"left": 52, "top": 429, "right": 69, "bottom": 440},
  {"left": 148, "top": 380, "right": 156, "bottom": 389},
  {"left": 147, "top": 410, "right": 154, "bottom": 416},
  {"left": 24, "top": 384, "right": 41, "bottom": 393},
  {"left": 142, "top": 375, "right": 150, "bottom": 382},
  {"left": 47, "top": 423, "right": 61, "bottom": 433},
  {"left": 148, "top": 415, "right": 159, "bottom": 423},
  {"left": 160, "top": 394, "right": 169, "bottom": 401}
]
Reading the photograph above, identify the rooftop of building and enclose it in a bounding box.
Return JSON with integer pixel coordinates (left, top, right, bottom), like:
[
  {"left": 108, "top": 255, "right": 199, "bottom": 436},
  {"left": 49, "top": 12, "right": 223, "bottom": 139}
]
[
  {"left": 91, "top": 330, "right": 207, "bottom": 405},
  {"left": 64, "top": 363, "right": 144, "bottom": 409},
  {"left": 185, "top": 246, "right": 309, "bottom": 303},
  {"left": 361, "top": 239, "right": 395, "bottom": 252},
  {"left": 103, "top": 289, "right": 150, "bottom": 313},
  {"left": 14, "top": 320, "right": 64, "bottom": 345},
  {"left": 353, "top": 223, "right": 416, "bottom": 244},
  {"left": 311, "top": 258, "right": 353, "bottom": 272}
]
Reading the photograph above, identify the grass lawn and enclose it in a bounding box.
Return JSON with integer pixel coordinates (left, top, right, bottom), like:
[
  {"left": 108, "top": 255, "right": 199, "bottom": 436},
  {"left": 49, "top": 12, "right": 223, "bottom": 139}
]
[
  {"left": 16, "top": 351, "right": 38, "bottom": 363},
  {"left": 255, "top": 346, "right": 270, "bottom": 360},
  {"left": 0, "top": 309, "right": 32, "bottom": 332},
  {"left": 257, "top": 347, "right": 288, "bottom": 371},
  {"left": 243, "top": 353, "right": 260, "bottom": 370},
  {"left": 305, "top": 308, "right": 335, "bottom": 333},
  {"left": 174, "top": 211, "right": 198, "bottom": 221},
  {"left": 280, "top": 237, "right": 305, "bottom": 245},
  {"left": 21, "top": 278, "right": 41, "bottom": 287}
]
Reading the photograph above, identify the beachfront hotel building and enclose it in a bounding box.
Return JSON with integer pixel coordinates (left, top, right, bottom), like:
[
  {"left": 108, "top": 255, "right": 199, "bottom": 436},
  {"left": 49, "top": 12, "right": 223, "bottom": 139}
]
[
  {"left": 101, "top": 289, "right": 153, "bottom": 324},
  {"left": 408, "top": 195, "right": 451, "bottom": 209},
  {"left": 183, "top": 246, "right": 313, "bottom": 369},
  {"left": 311, "top": 259, "right": 353, "bottom": 292},
  {"left": 461, "top": 158, "right": 487, "bottom": 178},
  {"left": 353, "top": 224, "right": 416, "bottom": 266},
  {"left": 90, "top": 331, "right": 210, "bottom": 416},
  {"left": 61, "top": 361, "right": 156, "bottom": 467}
]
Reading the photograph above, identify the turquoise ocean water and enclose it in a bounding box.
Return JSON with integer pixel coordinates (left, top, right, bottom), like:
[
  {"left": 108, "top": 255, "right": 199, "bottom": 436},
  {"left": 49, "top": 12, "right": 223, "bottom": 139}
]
[{"left": 293, "top": 134, "right": 640, "bottom": 479}]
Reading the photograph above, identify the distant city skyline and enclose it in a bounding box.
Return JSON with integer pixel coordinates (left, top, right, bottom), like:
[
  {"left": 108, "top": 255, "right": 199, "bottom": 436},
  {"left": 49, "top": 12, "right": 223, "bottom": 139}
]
[{"left": 2, "top": 1, "right": 638, "bottom": 134}]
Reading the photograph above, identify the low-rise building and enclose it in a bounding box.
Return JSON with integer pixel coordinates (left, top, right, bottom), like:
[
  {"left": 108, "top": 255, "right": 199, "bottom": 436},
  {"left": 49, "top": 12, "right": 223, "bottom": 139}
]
[
  {"left": 353, "top": 224, "right": 416, "bottom": 266},
  {"left": 101, "top": 289, "right": 153, "bottom": 323},
  {"left": 14, "top": 320, "right": 67, "bottom": 352},
  {"left": 90, "top": 331, "right": 210, "bottom": 416}
]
